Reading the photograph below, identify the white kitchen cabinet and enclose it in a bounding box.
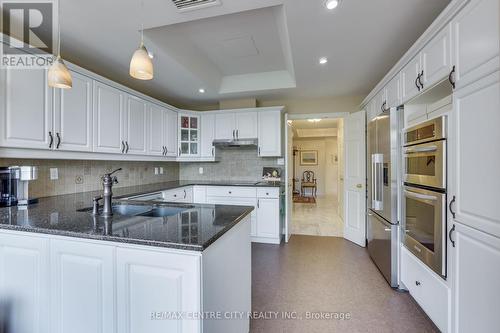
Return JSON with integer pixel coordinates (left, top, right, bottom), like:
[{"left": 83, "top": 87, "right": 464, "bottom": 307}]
[
  {"left": 178, "top": 113, "right": 200, "bottom": 157},
  {"left": 386, "top": 74, "right": 401, "bottom": 109},
  {"left": 214, "top": 113, "right": 235, "bottom": 140},
  {"left": 375, "top": 88, "right": 387, "bottom": 114},
  {"left": 49, "top": 239, "right": 115, "bottom": 333},
  {"left": 124, "top": 95, "right": 148, "bottom": 155},
  {"left": 421, "top": 24, "right": 452, "bottom": 89},
  {"left": 366, "top": 98, "right": 378, "bottom": 122},
  {"left": 147, "top": 104, "right": 165, "bottom": 156},
  {"left": 0, "top": 68, "right": 53, "bottom": 150},
  {"left": 54, "top": 70, "right": 93, "bottom": 152},
  {"left": 256, "top": 198, "right": 280, "bottom": 241},
  {"left": 164, "top": 108, "right": 178, "bottom": 157},
  {"left": 258, "top": 110, "right": 282, "bottom": 157},
  {"left": 207, "top": 195, "right": 258, "bottom": 237},
  {"left": 93, "top": 81, "right": 125, "bottom": 154},
  {"left": 200, "top": 113, "right": 215, "bottom": 158},
  {"left": 450, "top": 71, "right": 500, "bottom": 238},
  {"left": 116, "top": 247, "right": 201, "bottom": 333},
  {"left": 451, "top": 222, "right": 500, "bottom": 333},
  {"left": 235, "top": 112, "right": 258, "bottom": 139},
  {"left": 451, "top": 0, "right": 500, "bottom": 89},
  {"left": 0, "top": 233, "right": 50, "bottom": 333},
  {"left": 401, "top": 54, "right": 422, "bottom": 103}
]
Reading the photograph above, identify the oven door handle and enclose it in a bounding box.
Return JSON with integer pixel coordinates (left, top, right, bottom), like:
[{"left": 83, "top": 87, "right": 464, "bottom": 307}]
[
  {"left": 404, "top": 146, "right": 438, "bottom": 154},
  {"left": 404, "top": 189, "right": 438, "bottom": 201}
]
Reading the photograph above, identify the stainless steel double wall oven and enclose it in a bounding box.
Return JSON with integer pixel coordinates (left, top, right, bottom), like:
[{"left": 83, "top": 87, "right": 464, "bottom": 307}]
[{"left": 403, "top": 116, "right": 447, "bottom": 277}]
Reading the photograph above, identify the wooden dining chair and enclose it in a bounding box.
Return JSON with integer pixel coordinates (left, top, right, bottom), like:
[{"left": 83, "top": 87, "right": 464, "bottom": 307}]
[{"left": 301, "top": 171, "right": 317, "bottom": 197}]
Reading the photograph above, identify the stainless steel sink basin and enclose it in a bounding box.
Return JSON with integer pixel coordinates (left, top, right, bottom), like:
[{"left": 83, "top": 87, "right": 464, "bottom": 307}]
[
  {"left": 77, "top": 204, "right": 187, "bottom": 217},
  {"left": 138, "top": 207, "right": 188, "bottom": 217},
  {"left": 112, "top": 204, "right": 152, "bottom": 216}
]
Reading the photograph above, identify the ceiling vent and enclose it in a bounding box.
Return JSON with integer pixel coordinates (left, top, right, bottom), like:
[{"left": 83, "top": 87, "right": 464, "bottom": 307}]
[{"left": 172, "top": 0, "right": 221, "bottom": 12}]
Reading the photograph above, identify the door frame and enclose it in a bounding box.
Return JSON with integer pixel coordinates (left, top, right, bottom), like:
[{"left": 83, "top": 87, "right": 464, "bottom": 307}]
[{"left": 284, "top": 112, "right": 350, "bottom": 242}]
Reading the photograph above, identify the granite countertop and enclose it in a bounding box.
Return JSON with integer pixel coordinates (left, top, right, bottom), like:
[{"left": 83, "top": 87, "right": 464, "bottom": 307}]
[{"left": 0, "top": 180, "right": 280, "bottom": 251}]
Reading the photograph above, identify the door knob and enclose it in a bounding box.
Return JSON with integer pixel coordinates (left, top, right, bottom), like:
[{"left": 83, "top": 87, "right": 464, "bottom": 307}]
[{"left": 356, "top": 184, "right": 363, "bottom": 188}]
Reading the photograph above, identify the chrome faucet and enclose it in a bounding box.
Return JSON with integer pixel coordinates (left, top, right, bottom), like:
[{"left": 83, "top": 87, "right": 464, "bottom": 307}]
[{"left": 100, "top": 168, "right": 122, "bottom": 217}]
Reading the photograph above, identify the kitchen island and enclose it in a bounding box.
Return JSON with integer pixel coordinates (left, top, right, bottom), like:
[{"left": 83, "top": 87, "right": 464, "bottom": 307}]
[{"left": 0, "top": 184, "right": 255, "bottom": 333}]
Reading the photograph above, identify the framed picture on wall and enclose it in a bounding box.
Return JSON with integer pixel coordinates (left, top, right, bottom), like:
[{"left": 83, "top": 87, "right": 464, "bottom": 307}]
[{"left": 300, "top": 150, "right": 318, "bottom": 165}]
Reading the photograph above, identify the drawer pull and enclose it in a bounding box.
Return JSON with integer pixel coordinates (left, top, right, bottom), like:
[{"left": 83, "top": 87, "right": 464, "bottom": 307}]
[
  {"left": 415, "top": 281, "right": 421, "bottom": 286},
  {"left": 228, "top": 191, "right": 232, "bottom": 194},
  {"left": 413, "top": 245, "right": 422, "bottom": 253},
  {"left": 266, "top": 192, "right": 269, "bottom": 195}
]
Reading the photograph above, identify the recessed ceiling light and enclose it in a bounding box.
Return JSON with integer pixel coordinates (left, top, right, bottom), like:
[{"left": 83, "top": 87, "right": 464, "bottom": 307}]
[
  {"left": 198, "top": 88, "right": 205, "bottom": 93},
  {"left": 319, "top": 57, "right": 328, "bottom": 65},
  {"left": 325, "top": 0, "right": 340, "bottom": 10}
]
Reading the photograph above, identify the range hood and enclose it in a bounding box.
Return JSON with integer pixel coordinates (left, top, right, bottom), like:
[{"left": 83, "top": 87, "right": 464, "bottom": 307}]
[{"left": 212, "top": 138, "right": 258, "bottom": 147}]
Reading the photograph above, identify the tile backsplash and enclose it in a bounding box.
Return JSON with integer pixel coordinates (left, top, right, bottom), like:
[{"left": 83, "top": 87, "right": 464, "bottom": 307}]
[
  {"left": 0, "top": 159, "right": 179, "bottom": 198},
  {"left": 179, "top": 147, "right": 281, "bottom": 182}
]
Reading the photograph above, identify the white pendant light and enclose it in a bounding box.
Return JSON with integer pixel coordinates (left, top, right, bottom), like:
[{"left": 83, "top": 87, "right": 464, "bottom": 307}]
[
  {"left": 130, "top": 0, "right": 153, "bottom": 80},
  {"left": 48, "top": 0, "right": 72, "bottom": 89}
]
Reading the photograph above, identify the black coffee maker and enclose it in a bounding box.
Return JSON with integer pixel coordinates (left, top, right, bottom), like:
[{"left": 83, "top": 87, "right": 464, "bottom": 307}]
[{"left": 0, "top": 167, "right": 20, "bottom": 207}]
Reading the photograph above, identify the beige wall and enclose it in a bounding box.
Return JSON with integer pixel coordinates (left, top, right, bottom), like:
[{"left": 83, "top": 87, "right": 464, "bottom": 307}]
[
  {"left": 0, "top": 159, "right": 179, "bottom": 198},
  {"left": 293, "top": 137, "right": 338, "bottom": 196}
]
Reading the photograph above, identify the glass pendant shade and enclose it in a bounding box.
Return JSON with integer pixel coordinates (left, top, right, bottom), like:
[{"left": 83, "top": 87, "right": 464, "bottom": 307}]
[
  {"left": 48, "top": 55, "right": 73, "bottom": 89},
  {"left": 130, "top": 43, "right": 154, "bottom": 80}
]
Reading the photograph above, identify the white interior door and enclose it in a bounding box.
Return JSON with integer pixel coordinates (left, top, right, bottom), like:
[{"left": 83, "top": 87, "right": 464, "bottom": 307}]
[
  {"left": 343, "top": 110, "right": 367, "bottom": 247},
  {"left": 284, "top": 114, "right": 293, "bottom": 242}
]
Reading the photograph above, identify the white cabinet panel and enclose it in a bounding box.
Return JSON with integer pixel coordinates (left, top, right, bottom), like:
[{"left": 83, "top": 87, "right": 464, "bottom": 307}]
[
  {"left": 116, "top": 248, "right": 201, "bottom": 333},
  {"left": 50, "top": 239, "right": 115, "bottom": 333},
  {"left": 200, "top": 113, "right": 215, "bottom": 158},
  {"left": 256, "top": 198, "right": 280, "bottom": 239},
  {"left": 386, "top": 74, "right": 401, "bottom": 108},
  {"left": 93, "top": 81, "right": 124, "bottom": 154},
  {"left": 125, "top": 95, "right": 148, "bottom": 155},
  {"left": 55, "top": 70, "right": 93, "bottom": 152},
  {"left": 148, "top": 104, "right": 165, "bottom": 156},
  {"left": 206, "top": 196, "right": 258, "bottom": 237},
  {"left": 422, "top": 25, "right": 452, "bottom": 89},
  {"left": 214, "top": 113, "right": 235, "bottom": 140},
  {"left": 235, "top": 112, "right": 258, "bottom": 139},
  {"left": 452, "top": 223, "right": 500, "bottom": 333},
  {"left": 401, "top": 55, "right": 422, "bottom": 103},
  {"left": 452, "top": 72, "right": 500, "bottom": 237},
  {"left": 452, "top": 0, "right": 500, "bottom": 88},
  {"left": 0, "top": 68, "right": 53, "bottom": 149},
  {"left": 258, "top": 110, "right": 282, "bottom": 157},
  {"left": 164, "top": 109, "right": 178, "bottom": 157},
  {"left": 0, "top": 233, "right": 49, "bottom": 333}
]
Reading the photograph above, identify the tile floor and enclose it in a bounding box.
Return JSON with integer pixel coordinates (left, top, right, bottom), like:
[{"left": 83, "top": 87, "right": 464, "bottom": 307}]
[
  {"left": 291, "top": 195, "right": 344, "bottom": 237},
  {"left": 251, "top": 236, "right": 438, "bottom": 333}
]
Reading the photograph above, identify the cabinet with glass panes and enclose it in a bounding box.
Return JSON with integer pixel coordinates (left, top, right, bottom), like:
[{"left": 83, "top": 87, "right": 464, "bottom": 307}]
[{"left": 178, "top": 114, "right": 200, "bottom": 156}]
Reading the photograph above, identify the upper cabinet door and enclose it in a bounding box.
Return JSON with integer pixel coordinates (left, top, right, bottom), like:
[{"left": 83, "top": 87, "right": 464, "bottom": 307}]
[
  {"left": 258, "top": 110, "right": 282, "bottom": 157},
  {"left": 386, "top": 74, "right": 401, "bottom": 109},
  {"left": 0, "top": 68, "right": 53, "bottom": 149},
  {"left": 124, "top": 95, "right": 148, "bottom": 155},
  {"left": 93, "top": 81, "right": 125, "bottom": 154},
  {"left": 235, "top": 112, "right": 258, "bottom": 139},
  {"left": 452, "top": 0, "right": 499, "bottom": 89},
  {"left": 421, "top": 25, "right": 452, "bottom": 89},
  {"left": 178, "top": 114, "right": 200, "bottom": 157},
  {"left": 164, "top": 109, "right": 178, "bottom": 157},
  {"left": 401, "top": 55, "right": 422, "bottom": 103},
  {"left": 215, "top": 113, "right": 235, "bottom": 140},
  {"left": 148, "top": 104, "right": 165, "bottom": 156},
  {"left": 54, "top": 71, "right": 93, "bottom": 152},
  {"left": 200, "top": 113, "right": 215, "bottom": 158}
]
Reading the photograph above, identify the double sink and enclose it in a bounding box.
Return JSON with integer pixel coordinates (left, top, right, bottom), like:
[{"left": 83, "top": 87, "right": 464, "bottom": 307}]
[{"left": 79, "top": 204, "right": 188, "bottom": 218}]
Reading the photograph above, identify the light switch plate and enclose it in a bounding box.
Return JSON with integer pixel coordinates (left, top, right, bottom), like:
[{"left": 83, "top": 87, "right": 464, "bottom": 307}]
[
  {"left": 50, "top": 168, "right": 58, "bottom": 180},
  {"left": 160, "top": 167, "right": 164, "bottom": 174},
  {"left": 199, "top": 167, "right": 204, "bottom": 174},
  {"left": 276, "top": 158, "right": 285, "bottom": 165},
  {"left": 154, "top": 167, "right": 159, "bottom": 175}
]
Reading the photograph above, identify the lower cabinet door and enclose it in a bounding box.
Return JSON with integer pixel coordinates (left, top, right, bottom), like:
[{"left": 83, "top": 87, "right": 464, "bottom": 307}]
[
  {"left": 0, "top": 233, "right": 50, "bottom": 333},
  {"left": 50, "top": 239, "right": 115, "bottom": 333},
  {"left": 206, "top": 196, "right": 257, "bottom": 237},
  {"left": 452, "top": 222, "right": 500, "bottom": 333},
  {"left": 116, "top": 248, "right": 201, "bottom": 333},
  {"left": 256, "top": 198, "right": 280, "bottom": 239}
]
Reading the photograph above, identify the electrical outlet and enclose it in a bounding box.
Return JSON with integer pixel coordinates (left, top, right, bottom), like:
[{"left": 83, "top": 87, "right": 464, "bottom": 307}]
[
  {"left": 160, "top": 167, "right": 164, "bottom": 174},
  {"left": 75, "top": 175, "right": 84, "bottom": 184},
  {"left": 50, "top": 168, "right": 58, "bottom": 180},
  {"left": 154, "top": 167, "right": 159, "bottom": 175},
  {"left": 277, "top": 158, "right": 285, "bottom": 165},
  {"left": 199, "top": 167, "right": 204, "bottom": 175}
]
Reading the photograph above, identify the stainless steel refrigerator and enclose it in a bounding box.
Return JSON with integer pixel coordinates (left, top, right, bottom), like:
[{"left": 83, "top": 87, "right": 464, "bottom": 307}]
[{"left": 366, "top": 107, "right": 402, "bottom": 288}]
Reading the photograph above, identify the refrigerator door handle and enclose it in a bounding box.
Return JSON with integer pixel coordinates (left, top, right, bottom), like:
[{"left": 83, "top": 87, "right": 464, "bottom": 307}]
[{"left": 372, "top": 154, "right": 384, "bottom": 210}]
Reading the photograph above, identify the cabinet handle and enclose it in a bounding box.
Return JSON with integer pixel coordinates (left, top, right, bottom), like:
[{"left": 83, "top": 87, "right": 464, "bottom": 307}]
[
  {"left": 48, "top": 131, "right": 53, "bottom": 148},
  {"left": 56, "top": 132, "right": 61, "bottom": 149},
  {"left": 449, "top": 195, "right": 456, "bottom": 219},
  {"left": 179, "top": 147, "right": 181, "bottom": 156},
  {"left": 418, "top": 70, "right": 424, "bottom": 90},
  {"left": 212, "top": 147, "right": 214, "bottom": 156},
  {"left": 449, "top": 224, "right": 456, "bottom": 248},
  {"left": 257, "top": 199, "right": 260, "bottom": 208},
  {"left": 162, "top": 146, "right": 166, "bottom": 155},
  {"left": 232, "top": 130, "right": 235, "bottom": 140},
  {"left": 415, "top": 281, "right": 421, "bottom": 286},
  {"left": 258, "top": 146, "right": 261, "bottom": 155},
  {"left": 415, "top": 75, "right": 420, "bottom": 91},
  {"left": 121, "top": 141, "right": 125, "bottom": 153},
  {"left": 183, "top": 190, "right": 186, "bottom": 199},
  {"left": 448, "top": 65, "right": 456, "bottom": 89},
  {"left": 125, "top": 141, "right": 129, "bottom": 154},
  {"left": 236, "top": 130, "right": 239, "bottom": 139}
]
